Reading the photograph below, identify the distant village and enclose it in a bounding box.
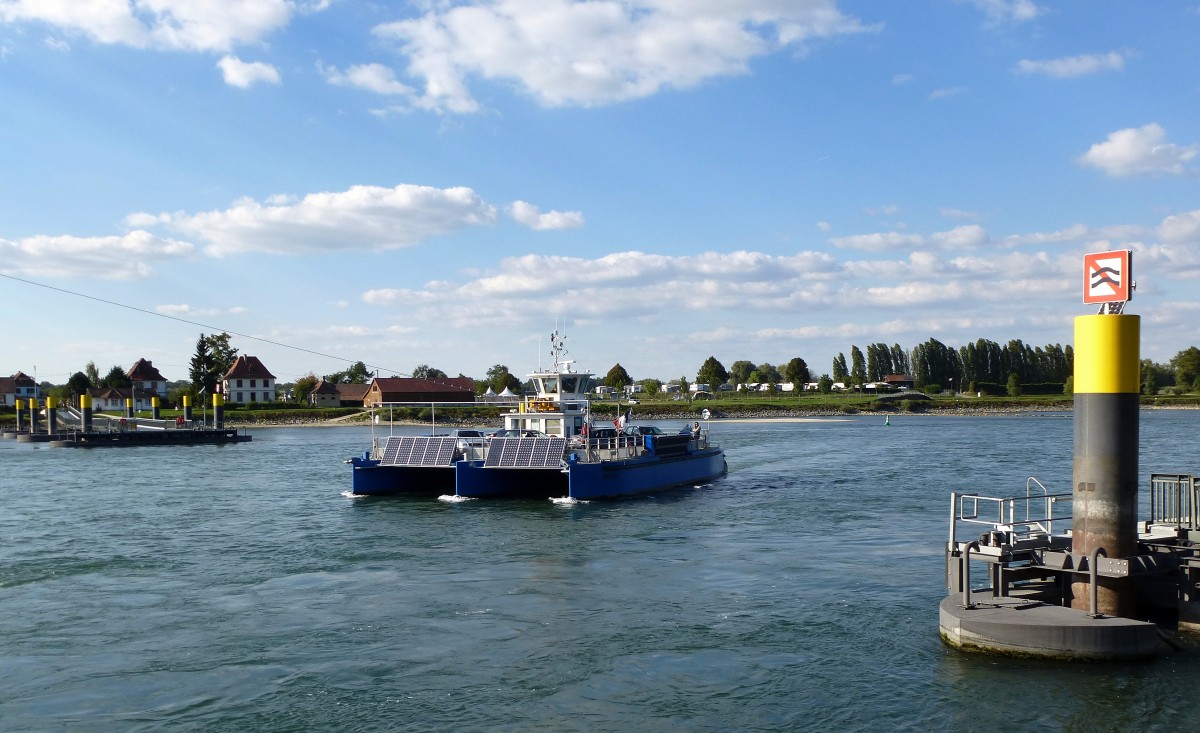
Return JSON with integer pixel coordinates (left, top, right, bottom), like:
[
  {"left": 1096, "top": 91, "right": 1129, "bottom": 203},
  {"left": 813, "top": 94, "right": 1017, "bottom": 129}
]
[
  {"left": 0, "top": 354, "right": 491, "bottom": 412},
  {"left": 1, "top": 350, "right": 921, "bottom": 415}
]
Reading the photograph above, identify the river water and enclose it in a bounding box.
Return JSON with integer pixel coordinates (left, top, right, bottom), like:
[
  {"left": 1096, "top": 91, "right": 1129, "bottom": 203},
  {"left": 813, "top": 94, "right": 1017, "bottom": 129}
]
[{"left": 2, "top": 411, "right": 1198, "bottom": 732}]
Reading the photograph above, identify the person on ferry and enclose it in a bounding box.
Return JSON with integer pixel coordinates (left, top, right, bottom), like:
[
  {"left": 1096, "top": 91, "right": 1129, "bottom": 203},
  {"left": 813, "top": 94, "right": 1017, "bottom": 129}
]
[{"left": 691, "top": 421, "right": 701, "bottom": 440}]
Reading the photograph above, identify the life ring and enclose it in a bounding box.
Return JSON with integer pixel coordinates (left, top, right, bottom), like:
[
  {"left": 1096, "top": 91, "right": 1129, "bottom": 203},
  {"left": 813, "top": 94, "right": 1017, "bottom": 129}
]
[
  {"left": 176, "top": 415, "right": 185, "bottom": 427},
  {"left": 119, "top": 418, "right": 128, "bottom": 428}
]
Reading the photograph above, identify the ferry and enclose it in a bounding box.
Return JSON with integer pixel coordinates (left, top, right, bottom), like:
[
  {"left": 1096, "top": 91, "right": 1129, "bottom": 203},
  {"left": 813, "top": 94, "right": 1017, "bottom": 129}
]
[{"left": 349, "top": 332, "right": 727, "bottom": 500}]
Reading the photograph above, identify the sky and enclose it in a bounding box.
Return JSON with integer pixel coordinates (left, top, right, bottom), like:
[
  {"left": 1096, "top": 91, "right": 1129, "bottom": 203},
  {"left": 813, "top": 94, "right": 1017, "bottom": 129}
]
[{"left": 2, "top": 0, "right": 1199, "bottom": 387}]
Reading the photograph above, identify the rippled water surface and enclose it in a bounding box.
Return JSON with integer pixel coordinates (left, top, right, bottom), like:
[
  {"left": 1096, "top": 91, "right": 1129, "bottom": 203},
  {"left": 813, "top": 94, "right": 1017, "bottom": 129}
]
[{"left": 2, "top": 412, "right": 1198, "bottom": 732}]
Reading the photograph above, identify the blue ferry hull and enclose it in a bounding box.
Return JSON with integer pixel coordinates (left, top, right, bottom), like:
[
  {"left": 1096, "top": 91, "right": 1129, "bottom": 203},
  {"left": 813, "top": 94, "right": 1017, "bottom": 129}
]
[
  {"left": 566, "top": 447, "right": 726, "bottom": 500},
  {"left": 350, "top": 456, "right": 457, "bottom": 496},
  {"left": 450, "top": 448, "right": 727, "bottom": 500}
]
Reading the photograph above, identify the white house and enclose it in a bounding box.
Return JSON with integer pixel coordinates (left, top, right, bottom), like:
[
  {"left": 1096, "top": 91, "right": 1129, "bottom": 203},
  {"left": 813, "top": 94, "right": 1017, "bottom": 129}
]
[
  {"left": 0, "top": 372, "right": 38, "bottom": 406},
  {"left": 127, "top": 358, "right": 169, "bottom": 399},
  {"left": 222, "top": 355, "right": 277, "bottom": 405}
]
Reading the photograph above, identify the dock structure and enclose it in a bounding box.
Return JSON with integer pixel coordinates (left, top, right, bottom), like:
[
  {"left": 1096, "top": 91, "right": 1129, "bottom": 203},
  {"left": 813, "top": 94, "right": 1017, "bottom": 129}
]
[
  {"left": 941, "top": 474, "right": 1200, "bottom": 659},
  {"left": 2, "top": 399, "right": 250, "bottom": 448},
  {"left": 941, "top": 251, "right": 1200, "bottom": 660}
]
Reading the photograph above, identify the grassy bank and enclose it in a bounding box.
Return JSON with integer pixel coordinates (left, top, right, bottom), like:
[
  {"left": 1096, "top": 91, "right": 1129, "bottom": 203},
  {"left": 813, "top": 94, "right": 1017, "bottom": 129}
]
[{"left": 4, "top": 393, "right": 1199, "bottom": 429}]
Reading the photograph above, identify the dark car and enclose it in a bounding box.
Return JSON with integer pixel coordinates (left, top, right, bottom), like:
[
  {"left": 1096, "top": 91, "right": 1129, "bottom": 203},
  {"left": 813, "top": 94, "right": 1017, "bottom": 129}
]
[
  {"left": 627, "top": 425, "right": 665, "bottom": 436},
  {"left": 488, "top": 429, "right": 549, "bottom": 440}
]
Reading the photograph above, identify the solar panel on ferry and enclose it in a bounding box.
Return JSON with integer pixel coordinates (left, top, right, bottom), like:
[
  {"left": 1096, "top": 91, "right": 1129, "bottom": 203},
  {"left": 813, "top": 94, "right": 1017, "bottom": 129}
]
[
  {"left": 484, "top": 437, "right": 566, "bottom": 468},
  {"left": 380, "top": 436, "right": 406, "bottom": 465},
  {"left": 379, "top": 436, "right": 457, "bottom": 466}
]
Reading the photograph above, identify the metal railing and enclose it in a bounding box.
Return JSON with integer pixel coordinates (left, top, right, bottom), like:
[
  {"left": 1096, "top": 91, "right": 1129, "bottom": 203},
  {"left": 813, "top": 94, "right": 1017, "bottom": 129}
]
[
  {"left": 948, "top": 478, "right": 1072, "bottom": 551},
  {"left": 1149, "top": 473, "right": 1197, "bottom": 531}
]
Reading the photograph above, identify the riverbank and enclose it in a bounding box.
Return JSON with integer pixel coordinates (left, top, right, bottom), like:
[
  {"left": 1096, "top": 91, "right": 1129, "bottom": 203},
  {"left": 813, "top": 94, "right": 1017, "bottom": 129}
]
[
  {"left": 221, "top": 401, "right": 1200, "bottom": 428},
  {"left": 5, "top": 399, "right": 1194, "bottom": 432}
]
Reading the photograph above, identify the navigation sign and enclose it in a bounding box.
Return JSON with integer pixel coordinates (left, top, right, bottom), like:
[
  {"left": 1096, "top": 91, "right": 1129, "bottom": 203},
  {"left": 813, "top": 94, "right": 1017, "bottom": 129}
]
[{"left": 1082, "top": 249, "right": 1132, "bottom": 304}]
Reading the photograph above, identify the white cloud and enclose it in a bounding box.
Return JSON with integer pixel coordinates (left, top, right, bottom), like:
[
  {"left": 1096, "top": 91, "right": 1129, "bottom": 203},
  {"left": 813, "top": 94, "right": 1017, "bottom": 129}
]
[
  {"left": 0, "top": 230, "right": 195, "bottom": 280},
  {"left": 939, "top": 207, "right": 982, "bottom": 220},
  {"left": 1078, "top": 123, "right": 1197, "bottom": 177},
  {"left": 133, "top": 184, "right": 499, "bottom": 256},
  {"left": 963, "top": 0, "right": 1043, "bottom": 25},
  {"left": 1158, "top": 210, "right": 1200, "bottom": 244},
  {"left": 370, "top": 0, "right": 878, "bottom": 113},
  {"left": 218, "top": 55, "right": 281, "bottom": 87},
  {"left": 928, "top": 86, "right": 965, "bottom": 100},
  {"left": 321, "top": 62, "right": 413, "bottom": 96},
  {"left": 829, "top": 231, "right": 923, "bottom": 252},
  {"left": 998, "top": 223, "right": 1091, "bottom": 247},
  {"left": 0, "top": 0, "right": 296, "bottom": 52},
  {"left": 361, "top": 248, "right": 843, "bottom": 326},
  {"left": 508, "top": 200, "right": 584, "bottom": 230},
  {"left": 155, "top": 303, "right": 222, "bottom": 317},
  {"left": 1015, "top": 51, "right": 1128, "bottom": 78},
  {"left": 931, "top": 224, "right": 989, "bottom": 250}
]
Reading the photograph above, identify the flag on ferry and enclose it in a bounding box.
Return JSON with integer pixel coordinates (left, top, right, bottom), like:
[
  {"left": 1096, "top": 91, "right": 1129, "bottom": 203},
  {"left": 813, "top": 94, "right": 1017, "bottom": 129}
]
[{"left": 614, "top": 408, "right": 631, "bottom": 428}]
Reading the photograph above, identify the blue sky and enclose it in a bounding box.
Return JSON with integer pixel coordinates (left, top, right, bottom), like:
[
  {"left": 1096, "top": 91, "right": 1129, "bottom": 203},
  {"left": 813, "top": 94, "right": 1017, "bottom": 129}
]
[{"left": 2, "top": 0, "right": 1198, "bottom": 387}]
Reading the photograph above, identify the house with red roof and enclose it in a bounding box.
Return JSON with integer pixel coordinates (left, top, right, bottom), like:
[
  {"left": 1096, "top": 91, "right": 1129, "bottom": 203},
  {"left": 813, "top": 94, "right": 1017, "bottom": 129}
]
[
  {"left": 0, "top": 371, "right": 38, "bottom": 406},
  {"left": 127, "top": 358, "right": 169, "bottom": 399},
  {"left": 221, "top": 356, "right": 277, "bottom": 405},
  {"left": 362, "top": 377, "right": 475, "bottom": 406}
]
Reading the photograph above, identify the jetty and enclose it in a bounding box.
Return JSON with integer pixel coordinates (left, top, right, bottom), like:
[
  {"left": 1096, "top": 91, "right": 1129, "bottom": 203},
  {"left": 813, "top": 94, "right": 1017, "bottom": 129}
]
[
  {"left": 940, "top": 249, "right": 1199, "bottom": 660},
  {"left": 2, "top": 394, "right": 250, "bottom": 448}
]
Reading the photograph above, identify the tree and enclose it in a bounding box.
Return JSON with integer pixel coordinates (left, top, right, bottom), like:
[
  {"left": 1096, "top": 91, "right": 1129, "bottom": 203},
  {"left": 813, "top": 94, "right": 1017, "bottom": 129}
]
[
  {"left": 100, "top": 365, "right": 130, "bottom": 389},
  {"left": 325, "top": 360, "right": 372, "bottom": 384},
  {"left": 890, "top": 344, "right": 910, "bottom": 375},
  {"left": 1006, "top": 372, "right": 1022, "bottom": 397},
  {"left": 412, "top": 364, "right": 448, "bottom": 380},
  {"left": 189, "top": 332, "right": 238, "bottom": 395},
  {"left": 1170, "top": 347, "right": 1200, "bottom": 389},
  {"left": 850, "top": 345, "right": 866, "bottom": 387},
  {"left": 729, "top": 360, "right": 754, "bottom": 386},
  {"left": 346, "top": 361, "right": 372, "bottom": 383},
  {"left": 604, "top": 363, "right": 632, "bottom": 391},
  {"left": 638, "top": 378, "right": 662, "bottom": 396},
  {"left": 695, "top": 356, "right": 728, "bottom": 388},
  {"left": 293, "top": 373, "right": 319, "bottom": 403},
  {"left": 1140, "top": 359, "right": 1171, "bottom": 396},
  {"left": 832, "top": 353, "right": 848, "bottom": 382},
  {"left": 486, "top": 364, "right": 521, "bottom": 394},
  {"left": 783, "top": 357, "right": 810, "bottom": 387},
  {"left": 755, "top": 362, "right": 782, "bottom": 384},
  {"left": 66, "top": 371, "right": 92, "bottom": 397},
  {"left": 85, "top": 361, "right": 100, "bottom": 385},
  {"left": 817, "top": 374, "right": 833, "bottom": 393}
]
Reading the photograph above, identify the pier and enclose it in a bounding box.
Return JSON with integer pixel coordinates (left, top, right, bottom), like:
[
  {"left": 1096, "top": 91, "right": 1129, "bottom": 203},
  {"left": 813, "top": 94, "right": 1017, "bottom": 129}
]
[
  {"left": 2, "top": 394, "right": 250, "bottom": 448},
  {"left": 940, "top": 250, "right": 1199, "bottom": 660}
]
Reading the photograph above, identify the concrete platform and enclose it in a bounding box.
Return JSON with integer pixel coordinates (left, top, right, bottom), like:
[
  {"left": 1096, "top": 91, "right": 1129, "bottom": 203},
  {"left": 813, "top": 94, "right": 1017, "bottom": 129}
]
[{"left": 940, "top": 595, "right": 1161, "bottom": 660}]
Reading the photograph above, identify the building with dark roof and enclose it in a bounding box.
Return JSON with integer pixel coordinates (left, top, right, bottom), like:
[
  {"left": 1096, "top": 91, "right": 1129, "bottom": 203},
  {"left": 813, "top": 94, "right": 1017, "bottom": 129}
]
[
  {"left": 363, "top": 377, "right": 475, "bottom": 406},
  {"left": 309, "top": 379, "right": 341, "bottom": 407},
  {"left": 222, "top": 355, "right": 277, "bottom": 405},
  {"left": 0, "top": 371, "right": 38, "bottom": 406},
  {"left": 127, "top": 358, "right": 169, "bottom": 398}
]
